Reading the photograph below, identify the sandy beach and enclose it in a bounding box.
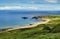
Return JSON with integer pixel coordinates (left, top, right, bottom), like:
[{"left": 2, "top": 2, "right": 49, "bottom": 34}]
[{"left": 4, "top": 19, "right": 50, "bottom": 32}]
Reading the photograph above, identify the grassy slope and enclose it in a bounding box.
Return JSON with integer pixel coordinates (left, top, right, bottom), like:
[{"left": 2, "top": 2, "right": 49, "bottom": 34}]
[{"left": 0, "top": 15, "right": 60, "bottom": 39}]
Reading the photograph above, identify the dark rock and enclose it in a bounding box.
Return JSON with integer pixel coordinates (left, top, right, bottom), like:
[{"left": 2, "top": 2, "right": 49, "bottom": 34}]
[
  {"left": 29, "top": 24, "right": 33, "bottom": 25},
  {"left": 22, "top": 17, "right": 28, "bottom": 19},
  {"left": 0, "top": 28, "right": 13, "bottom": 31},
  {"left": 32, "top": 17, "right": 38, "bottom": 19},
  {"left": 32, "top": 16, "right": 46, "bottom": 19}
]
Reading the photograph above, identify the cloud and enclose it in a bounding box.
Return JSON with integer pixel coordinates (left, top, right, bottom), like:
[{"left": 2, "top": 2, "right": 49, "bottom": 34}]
[
  {"left": 45, "top": 0, "right": 58, "bottom": 3},
  {"left": 0, "top": 6, "right": 39, "bottom": 10},
  {"left": 0, "top": 6, "right": 60, "bottom": 11},
  {"left": 0, "top": 6, "right": 23, "bottom": 10}
]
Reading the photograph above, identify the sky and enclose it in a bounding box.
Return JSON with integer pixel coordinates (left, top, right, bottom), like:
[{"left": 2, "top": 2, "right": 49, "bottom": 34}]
[{"left": 0, "top": 0, "right": 60, "bottom": 11}]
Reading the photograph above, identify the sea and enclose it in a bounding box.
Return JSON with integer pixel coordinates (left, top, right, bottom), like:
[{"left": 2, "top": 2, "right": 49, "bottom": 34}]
[{"left": 0, "top": 10, "right": 60, "bottom": 29}]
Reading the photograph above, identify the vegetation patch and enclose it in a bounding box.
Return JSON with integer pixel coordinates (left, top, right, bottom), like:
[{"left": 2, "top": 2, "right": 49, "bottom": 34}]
[{"left": 0, "top": 15, "right": 60, "bottom": 39}]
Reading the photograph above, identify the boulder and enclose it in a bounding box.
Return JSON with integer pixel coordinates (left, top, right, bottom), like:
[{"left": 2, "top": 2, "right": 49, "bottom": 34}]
[{"left": 22, "top": 17, "right": 28, "bottom": 19}]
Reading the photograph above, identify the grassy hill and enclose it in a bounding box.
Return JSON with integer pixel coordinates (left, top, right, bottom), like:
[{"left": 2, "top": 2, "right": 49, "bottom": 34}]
[{"left": 0, "top": 15, "right": 60, "bottom": 39}]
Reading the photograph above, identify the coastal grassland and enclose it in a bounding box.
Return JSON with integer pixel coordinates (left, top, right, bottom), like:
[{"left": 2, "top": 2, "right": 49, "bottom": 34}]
[{"left": 0, "top": 15, "right": 60, "bottom": 39}]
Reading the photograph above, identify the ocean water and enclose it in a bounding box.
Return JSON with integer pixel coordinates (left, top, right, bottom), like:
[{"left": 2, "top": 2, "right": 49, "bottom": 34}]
[{"left": 0, "top": 10, "right": 60, "bottom": 29}]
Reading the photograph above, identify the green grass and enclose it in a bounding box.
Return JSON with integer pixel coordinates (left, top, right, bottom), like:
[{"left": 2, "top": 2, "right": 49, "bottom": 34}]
[{"left": 0, "top": 16, "right": 60, "bottom": 39}]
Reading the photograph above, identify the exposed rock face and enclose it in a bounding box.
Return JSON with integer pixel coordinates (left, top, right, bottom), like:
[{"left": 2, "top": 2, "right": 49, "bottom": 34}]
[
  {"left": 32, "top": 17, "right": 38, "bottom": 19},
  {"left": 32, "top": 16, "right": 46, "bottom": 19},
  {"left": 32, "top": 16, "right": 42, "bottom": 19},
  {"left": 22, "top": 17, "right": 28, "bottom": 19}
]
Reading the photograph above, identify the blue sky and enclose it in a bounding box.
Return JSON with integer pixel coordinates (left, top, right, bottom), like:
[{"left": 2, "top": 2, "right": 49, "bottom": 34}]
[{"left": 0, "top": 0, "right": 60, "bottom": 11}]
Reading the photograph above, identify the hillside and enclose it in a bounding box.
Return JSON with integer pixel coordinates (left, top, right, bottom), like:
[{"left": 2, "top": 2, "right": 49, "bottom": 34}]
[{"left": 0, "top": 15, "right": 60, "bottom": 39}]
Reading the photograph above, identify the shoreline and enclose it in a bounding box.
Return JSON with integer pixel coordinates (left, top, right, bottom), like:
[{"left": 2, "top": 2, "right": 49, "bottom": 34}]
[{"left": 0, "top": 19, "right": 50, "bottom": 32}]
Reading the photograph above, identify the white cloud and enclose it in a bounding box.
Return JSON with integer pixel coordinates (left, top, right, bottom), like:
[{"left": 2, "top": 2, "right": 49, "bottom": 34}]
[
  {"left": 0, "top": 6, "right": 39, "bottom": 10},
  {"left": 0, "top": 6, "right": 23, "bottom": 10},
  {"left": 0, "top": 6, "right": 60, "bottom": 11},
  {"left": 45, "top": 0, "right": 57, "bottom": 3}
]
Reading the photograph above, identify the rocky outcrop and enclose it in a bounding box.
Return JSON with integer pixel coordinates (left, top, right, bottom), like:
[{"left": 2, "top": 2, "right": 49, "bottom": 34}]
[
  {"left": 22, "top": 17, "right": 28, "bottom": 19},
  {"left": 32, "top": 16, "right": 46, "bottom": 19}
]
